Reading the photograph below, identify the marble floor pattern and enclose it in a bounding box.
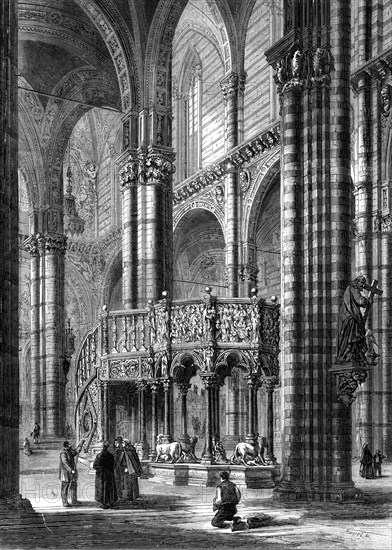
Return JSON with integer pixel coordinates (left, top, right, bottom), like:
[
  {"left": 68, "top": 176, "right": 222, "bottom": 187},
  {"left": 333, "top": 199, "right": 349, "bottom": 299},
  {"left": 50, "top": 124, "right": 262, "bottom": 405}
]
[{"left": 1, "top": 446, "right": 391, "bottom": 550}]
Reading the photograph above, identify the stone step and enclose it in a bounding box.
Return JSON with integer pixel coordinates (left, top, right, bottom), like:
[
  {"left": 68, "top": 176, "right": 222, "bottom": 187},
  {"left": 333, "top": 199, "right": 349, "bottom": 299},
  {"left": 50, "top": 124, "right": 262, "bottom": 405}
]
[{"left": 20, "top": 439, "right": 66, "bottom": 451}]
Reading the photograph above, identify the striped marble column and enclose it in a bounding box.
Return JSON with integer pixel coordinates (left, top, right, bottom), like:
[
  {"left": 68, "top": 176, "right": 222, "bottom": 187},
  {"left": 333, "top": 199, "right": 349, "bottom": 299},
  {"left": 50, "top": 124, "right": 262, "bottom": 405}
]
[
  {"left": 220, "top": 72, "right": 245, "bottom": 297},
  {"left": 140, "top": 147, "right": 174, "bottom": 305},
  {"left": 267, "top": 0, "right": 355, "bottom": 500},
  {"left": 24, "top": 236, "right": 41, "bottom": 425},
  {"left": 0, "top": 0, "right": 19, "bottom": 502},
  {"left": 118, "top": 150, "right": 139, "bottom": 309},
  {"left": 352, "top": 72, "right": 374, "bottom": 451},
  {"left": 41, "top": 233, "right": 67, "bottom": 437}
]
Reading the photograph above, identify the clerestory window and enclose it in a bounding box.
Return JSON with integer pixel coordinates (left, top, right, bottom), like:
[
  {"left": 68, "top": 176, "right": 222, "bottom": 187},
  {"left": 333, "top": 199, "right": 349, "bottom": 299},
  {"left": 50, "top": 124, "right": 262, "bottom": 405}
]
[{"left": 185, "top": 63, "right": 202, "bottom": 178}]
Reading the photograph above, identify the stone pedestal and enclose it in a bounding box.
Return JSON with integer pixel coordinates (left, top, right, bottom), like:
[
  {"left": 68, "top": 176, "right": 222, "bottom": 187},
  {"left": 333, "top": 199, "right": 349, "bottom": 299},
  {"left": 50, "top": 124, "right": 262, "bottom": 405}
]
[{"left": 149, "top": 463, "right": 280, "bottom": 488}]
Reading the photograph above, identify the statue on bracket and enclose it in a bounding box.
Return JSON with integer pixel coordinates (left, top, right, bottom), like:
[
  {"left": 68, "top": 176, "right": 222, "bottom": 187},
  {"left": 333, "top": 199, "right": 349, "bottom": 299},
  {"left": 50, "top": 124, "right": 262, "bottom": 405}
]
[{"left": 335, "top": 276, "right": 382, "bottom": 366}]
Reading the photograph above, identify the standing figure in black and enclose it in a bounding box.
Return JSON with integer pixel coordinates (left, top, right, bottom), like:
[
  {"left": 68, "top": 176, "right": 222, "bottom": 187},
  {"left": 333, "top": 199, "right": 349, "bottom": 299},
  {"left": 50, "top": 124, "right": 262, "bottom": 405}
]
[
  {"left": 113, "top": 436, "right": 125, "bottom": 502},
  {"left": 113, "top": 436, "right": 143, "bottom": 503},
  {"left": 93, "top": 442, "right": 117, "bottom": 508},
  {"left": 359, "top": 442, "right": 375, "bottom": 479},
  {"left": 211, "top": 471, "right": 241, "bottom": 528},
  {"left": 59, "top": 439, "right": 85, "bottom": 507},
  {"left": 122, "top": 439, "right": 143, "bottom": 501}
]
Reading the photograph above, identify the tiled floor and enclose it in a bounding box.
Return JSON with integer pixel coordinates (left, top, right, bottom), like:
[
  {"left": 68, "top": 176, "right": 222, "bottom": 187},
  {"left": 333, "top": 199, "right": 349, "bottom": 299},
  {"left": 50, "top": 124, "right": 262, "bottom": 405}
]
[{"left": 1, "top": 448, "right": 390, "bottom": 549}]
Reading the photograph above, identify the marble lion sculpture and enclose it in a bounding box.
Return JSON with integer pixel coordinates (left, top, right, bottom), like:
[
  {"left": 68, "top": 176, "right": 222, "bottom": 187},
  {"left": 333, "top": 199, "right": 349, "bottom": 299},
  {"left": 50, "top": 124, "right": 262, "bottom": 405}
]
[
  {"left": 230, "top": 440, "right": 266, "bottom": 466},
  {"left": 155, "top": 434, "right": 182, "bottom": 463}
]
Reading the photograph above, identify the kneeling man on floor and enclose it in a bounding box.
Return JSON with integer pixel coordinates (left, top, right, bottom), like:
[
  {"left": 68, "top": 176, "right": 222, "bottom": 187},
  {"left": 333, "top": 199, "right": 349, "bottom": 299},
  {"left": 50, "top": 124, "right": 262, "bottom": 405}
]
[{"left": 211, "top": 471, "right": 242, "bottom": 528}]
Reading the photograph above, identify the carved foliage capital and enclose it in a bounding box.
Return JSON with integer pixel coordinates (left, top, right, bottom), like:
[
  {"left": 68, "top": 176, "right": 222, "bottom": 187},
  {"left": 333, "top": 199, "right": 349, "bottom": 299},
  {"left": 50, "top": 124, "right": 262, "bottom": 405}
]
[
  {"left": 200, "top": 374, "right": 215, "bottom": 389},
  {"left": 177, "top": 383, "right": 191, "bottom": 395},
  {"left": 23, "top": 235, "right": 39, "bottom": 256},
  {"left": 220, "top": 72, "right": 246, "bottom": 100},
  {"left": 272, "top": 47, "right": 330, "bottom": 95},
  {"left": 145, "top": 152, "right": 175, "bottom": 186},
  {"left": 31, "top": 233, "right": 67, "bottom": 256},
  {"left": 119, "top": 153, "right": 139, "bottom": 190}
]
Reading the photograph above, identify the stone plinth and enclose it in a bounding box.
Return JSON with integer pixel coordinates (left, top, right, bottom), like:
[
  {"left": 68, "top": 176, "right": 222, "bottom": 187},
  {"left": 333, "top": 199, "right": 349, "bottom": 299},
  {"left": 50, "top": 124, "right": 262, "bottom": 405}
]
[
  {"left": 148, "top": 463, "right": 280, "bottom": 488},
  {"left": 274, "top": 481, "right": 364, "bottom": 504}
]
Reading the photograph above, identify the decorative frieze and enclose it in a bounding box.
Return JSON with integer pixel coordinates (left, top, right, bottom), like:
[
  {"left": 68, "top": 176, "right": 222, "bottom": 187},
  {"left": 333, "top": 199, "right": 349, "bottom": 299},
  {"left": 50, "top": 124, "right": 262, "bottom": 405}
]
[
  {"left": 351, "top": 49, "right": 392, "bottom": 86},
  {"left": 173, "top": 125, "right": 280, "bottom": 205},
  {"left": 110, "top": 358, "right": 140, "bottom": 379},
  {"left": 171, "top": 304, "right": 203, "bottom": 343},
  {"left": 381, "top": 85, "right": 391, "bottom": 117}
]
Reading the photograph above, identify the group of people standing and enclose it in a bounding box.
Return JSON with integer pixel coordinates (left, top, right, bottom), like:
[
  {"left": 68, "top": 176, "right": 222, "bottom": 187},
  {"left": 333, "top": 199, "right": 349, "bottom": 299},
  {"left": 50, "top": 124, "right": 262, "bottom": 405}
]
[
  {"left": 360, "top": 442, "right": 386, "bottom": 479},
  {"left": 93, "top": 436, "right": 143, "bottom": 509},
  {"left": 58, "top": 436, "right": 142, "bottom": 508}
]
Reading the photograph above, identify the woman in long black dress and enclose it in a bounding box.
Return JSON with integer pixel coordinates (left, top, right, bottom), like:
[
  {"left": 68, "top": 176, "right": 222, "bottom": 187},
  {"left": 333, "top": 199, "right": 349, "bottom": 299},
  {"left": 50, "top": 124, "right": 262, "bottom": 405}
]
[{"left": 359, "top": 442, "right": 375, "bottom": 479}]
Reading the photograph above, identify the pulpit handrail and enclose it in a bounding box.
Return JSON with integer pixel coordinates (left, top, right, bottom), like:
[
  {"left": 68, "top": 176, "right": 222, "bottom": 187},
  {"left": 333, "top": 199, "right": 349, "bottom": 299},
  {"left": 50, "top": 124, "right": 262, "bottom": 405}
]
[{"left": 104, "top": 308, "right": 148, "bottom": 316}]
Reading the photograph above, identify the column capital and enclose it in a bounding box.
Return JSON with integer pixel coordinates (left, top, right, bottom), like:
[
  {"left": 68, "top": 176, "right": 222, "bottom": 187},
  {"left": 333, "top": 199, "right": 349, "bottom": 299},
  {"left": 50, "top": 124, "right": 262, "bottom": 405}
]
[
  {"left": 262, "top": 376, "right": 278, "bottom": 392},
  {"left": 23, "top": 234, "right": 39, "bottom": 256},
  {"left": 200, "top": 374, "right": 216, "bottom": 389},
  {"left": 23, "top": 233, "right": 67, "bottom": 256},
  {"left": 267, "top": 43, "right": 331, "bottom": 95},
  {"left": 161, "top": 378, "right": 172, "bottom": 392},
  {"left": 177, "top": 383, "right": 191, "bottom": 395},
  {"left": 150, "top": 381, "right": 161, "bottom": 393},
  {"left": 145, "top": 146, "right": 176, "bottom": 186},
  {"left": 40, "top": 232, "right": 68, "bottom": 255},
  {"left": 136, "top": 380, "right": 148, "bottom": 392},
  {"left": 245, "top": 373, "right": 261, "bottom": 389},
  {"left": 220, "top": 71, "right": 246, "bottom": 101},
  {"left": 118, "top": 150, "right": 139, "bottom": 190}
]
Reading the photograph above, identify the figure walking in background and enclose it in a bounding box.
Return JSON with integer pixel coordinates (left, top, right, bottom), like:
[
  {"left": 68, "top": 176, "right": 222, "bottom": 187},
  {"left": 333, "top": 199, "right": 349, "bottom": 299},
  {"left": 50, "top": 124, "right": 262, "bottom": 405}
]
[
  {"left": 31, "top": 422, "right": 41, "bottom": 444},
  {"left": 93, "top": 442, "right": 117, "bottom": 508},
  {"left": 373, "top": 449, "right": 386, "bottom": 477},
  {"left": 359, "top": 442, "right": 375, "bottom": 479},
  {"left": 23, "top": 437, "right": 32, "bottom": 456}
]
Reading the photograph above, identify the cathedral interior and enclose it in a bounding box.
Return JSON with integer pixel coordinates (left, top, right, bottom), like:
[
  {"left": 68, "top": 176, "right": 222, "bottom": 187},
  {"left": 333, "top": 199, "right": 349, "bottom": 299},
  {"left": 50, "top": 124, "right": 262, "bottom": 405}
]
[{"left": 1, "top": 0, "right": 392, "bottom": 538}]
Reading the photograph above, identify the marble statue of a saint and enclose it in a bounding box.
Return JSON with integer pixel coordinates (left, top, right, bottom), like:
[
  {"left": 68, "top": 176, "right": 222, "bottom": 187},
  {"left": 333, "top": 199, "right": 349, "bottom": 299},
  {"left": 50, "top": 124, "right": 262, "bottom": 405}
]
[{"left": 335, "top": 276, "right": 369, "bottom": 365}]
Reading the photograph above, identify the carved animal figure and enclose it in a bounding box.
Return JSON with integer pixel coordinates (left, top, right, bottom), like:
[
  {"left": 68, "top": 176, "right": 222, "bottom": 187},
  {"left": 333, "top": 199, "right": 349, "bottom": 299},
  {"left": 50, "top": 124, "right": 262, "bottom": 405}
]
[
  {"left": 155, "top": 434, "right": 182, "bottom": 463},
  {"left": 179, "top": 436, "right": 199, "bottom": 462},
  {"left": 231, "top": 440, "right": 266, "bottom": 467}
]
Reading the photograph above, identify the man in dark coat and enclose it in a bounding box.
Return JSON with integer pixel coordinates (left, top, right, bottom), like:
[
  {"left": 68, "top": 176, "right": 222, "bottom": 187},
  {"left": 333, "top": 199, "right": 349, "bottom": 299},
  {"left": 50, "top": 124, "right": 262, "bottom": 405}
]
[
  {"left": 59, "top": 439, "right": 85, "bottom": 507},
  {"left": 113, "top": 436, "right": 143, "bottom": 503},
  {"left": 93, "top": 442, "right": 117, "bottom": 508},
  {"left": 211, "top": 471, "right": 241, "bottom": 528},
  {"left": 113, "top": 436, "right": 125, "bottom": 502},
  {"left": 123, "top": 439, "right": 143, "bottom": 500}
]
